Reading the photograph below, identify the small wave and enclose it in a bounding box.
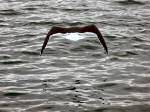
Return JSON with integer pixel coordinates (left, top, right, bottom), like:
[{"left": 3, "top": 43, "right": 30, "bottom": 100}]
[
  {"left": 67, "top": 22, "right": 85, "bottom": 26},
  {"left": 91, "top": 53, "right": 102, "bottom": 58},
  {"left": 88, "top": 104, "right": 150, "bottom": 112},
  {"left": 0, "top": 9, "right": 22, "bottom": 16},
  {"left": 70, "top": 47, "right": 84, "bottom": 52},
  {"left": 21, "top": 51, "right": 40, "bottom": 56},
  {"left": 80, "top": 44, "right": 98, "bottom": 50},
  {"left": 134, "top": 77, "right": 150, "bottom": 84},
  {"left": 0, "top": 55, "right": 11, "bottom": 59},
  {"left": 116, "top": 0, "right": 145, "bottom": 5},
  {"left": 15, "top": 34, "right": 36, "bottom": 38},
  {"left": 69, "top": 44, "right": 99, "bottom": 52},
  {"left": 106, "top": 35, "right": 118, "bottom": 41},
  {"left": 0, "top": 24, "right": 10, "bottom": 27},
  {"left": 109, "top": 56, "right": 122, "bottom": 61},
  {"left": 60, "top": 8, "right": 90, "bottom": 12},
  {"left": 42, "top": 48, "right": 69, "bottom": 55},
  {"left": 50, "top": 60, "right": 73, "bottom": 68},
  {"left": 22, "top": 7, "right": 38, "bottom": 11},
  {"left": 132, "top": 36, "right": 145, "bottom": 42},
  {"left": 0, "top": 60, "right": 28, "bottom": 65},
  {"left": 112, "top": 50, "right": 138, "bottom": 57},
  {"left": 124, "top": 86, "right": 150, "bottom": 93},
  {"left": 3, "top": 92, "right": 26, "bottom": 98},
  {"left": 24, "top": 21, "right": 56, "bottom": 26},
  {"left": 133, "top": 44, "right": 150, "bottom": 50},
  {"left": 0, "top": 20, "right": 4, "bottom": 22},
  {"left": 94, "top": 82, "right": 118, "bottom": 89},
  {"left": 50, "top": 7, "right": 90, "bottom": 12}
]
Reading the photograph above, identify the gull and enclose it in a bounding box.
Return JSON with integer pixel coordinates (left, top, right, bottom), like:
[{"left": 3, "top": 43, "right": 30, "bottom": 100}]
[{"left": 40, "top": 24, "right": 108, "bottom": 55}]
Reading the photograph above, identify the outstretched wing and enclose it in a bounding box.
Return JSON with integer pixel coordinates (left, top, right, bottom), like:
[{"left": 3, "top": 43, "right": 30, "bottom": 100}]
[
  {"left": 81, "top": 25, "right": 108, "bottom": 54},
  {"left": 40, "top": 26, "right": 62, "bottom": 55}
]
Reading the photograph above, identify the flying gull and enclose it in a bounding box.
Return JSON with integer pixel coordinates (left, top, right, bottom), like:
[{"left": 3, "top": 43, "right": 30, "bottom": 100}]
[{"left": 40, "top": 24, "right": 108, "bottom": 55}]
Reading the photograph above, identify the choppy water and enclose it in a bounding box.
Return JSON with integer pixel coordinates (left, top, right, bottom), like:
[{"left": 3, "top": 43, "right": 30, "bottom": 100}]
[{"left": 0, "top": 0, "right": 150, "bottom": 112}]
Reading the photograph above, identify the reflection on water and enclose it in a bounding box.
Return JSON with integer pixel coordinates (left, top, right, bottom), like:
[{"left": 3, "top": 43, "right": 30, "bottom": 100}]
[{"left": 0, "top": 0, "right": 150, "bottom": 112}]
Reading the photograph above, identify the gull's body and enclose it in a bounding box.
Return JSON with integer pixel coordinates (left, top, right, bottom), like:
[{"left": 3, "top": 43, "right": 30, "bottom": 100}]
[{"left": 40, "top": 24, "right": 108, "bottom": 55}]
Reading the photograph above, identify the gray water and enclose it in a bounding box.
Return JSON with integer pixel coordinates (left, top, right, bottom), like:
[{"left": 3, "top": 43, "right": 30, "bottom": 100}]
[{"left": 0, "top": 0, "right": 150, "bottom": 112}]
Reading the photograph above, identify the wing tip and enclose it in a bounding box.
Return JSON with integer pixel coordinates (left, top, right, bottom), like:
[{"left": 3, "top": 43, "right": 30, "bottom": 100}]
[
  {"left": 40, "top": 47, "right": 44, "bottom": 56},
  {"left": 40, "top": 51, "right": 43, "bottom": 56},
  {"left": 105, "top": 48, "right": 108, "bottom": 54}
]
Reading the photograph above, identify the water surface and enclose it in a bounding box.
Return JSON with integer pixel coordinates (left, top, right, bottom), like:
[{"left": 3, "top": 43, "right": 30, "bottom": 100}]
[{"left": 0, "top": 0, "right": 150, "bottom": 112}]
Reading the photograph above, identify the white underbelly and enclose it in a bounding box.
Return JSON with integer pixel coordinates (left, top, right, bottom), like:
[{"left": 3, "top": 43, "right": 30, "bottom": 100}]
[{"left": 63, "top": 33, "right": 86, "bottom": 41}]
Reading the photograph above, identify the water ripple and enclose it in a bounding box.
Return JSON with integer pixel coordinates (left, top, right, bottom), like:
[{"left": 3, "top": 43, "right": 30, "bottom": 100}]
[
  {"left": 0, "top": 0, "right": 150, "bottom": 112},
  {"left": 0, "top": 60, "right": 28, "bottom": 65}
]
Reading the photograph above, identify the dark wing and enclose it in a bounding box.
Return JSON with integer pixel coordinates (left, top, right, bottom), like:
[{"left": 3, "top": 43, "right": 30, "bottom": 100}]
[
  {"left": 40, "top": 26, "right": 63, "bottom": 55},
  {"left": 82, "top": 25, "right": 108, "bottom": 54}
]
